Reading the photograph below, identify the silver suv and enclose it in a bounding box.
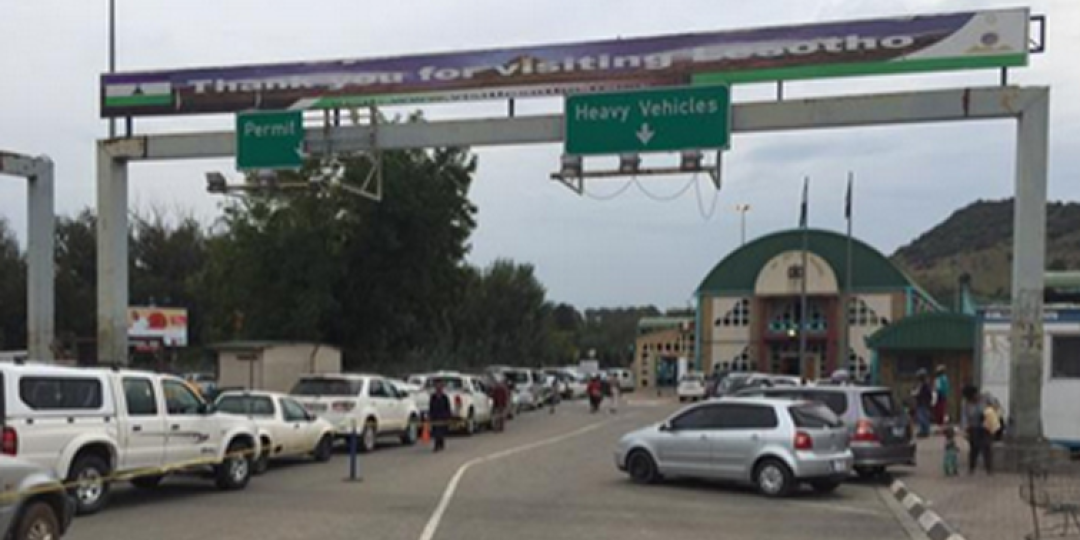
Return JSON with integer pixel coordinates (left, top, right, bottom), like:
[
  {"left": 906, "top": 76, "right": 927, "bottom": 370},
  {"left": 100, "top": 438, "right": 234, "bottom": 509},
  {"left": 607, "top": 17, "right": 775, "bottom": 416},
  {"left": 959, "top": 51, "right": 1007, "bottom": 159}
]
[
  {"left": 736, "top": 385, "right": 915, "bottom": 477},
  {"left": 0, "top": 456, "right": 74, "bottom": 540},
  {"left": 614, "top": 397, "right": 853, "bottom": 497}
]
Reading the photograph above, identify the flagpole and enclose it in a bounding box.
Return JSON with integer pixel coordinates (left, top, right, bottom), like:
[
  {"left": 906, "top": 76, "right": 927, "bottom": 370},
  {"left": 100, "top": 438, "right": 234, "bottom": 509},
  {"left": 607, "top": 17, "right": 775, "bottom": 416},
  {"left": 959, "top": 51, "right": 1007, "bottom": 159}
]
[
  {"left": 799, "top": 177, "right": 809, "bottom": 381},
  {"left": 841, "top": 172, "right": 854, "bottom": 379}
]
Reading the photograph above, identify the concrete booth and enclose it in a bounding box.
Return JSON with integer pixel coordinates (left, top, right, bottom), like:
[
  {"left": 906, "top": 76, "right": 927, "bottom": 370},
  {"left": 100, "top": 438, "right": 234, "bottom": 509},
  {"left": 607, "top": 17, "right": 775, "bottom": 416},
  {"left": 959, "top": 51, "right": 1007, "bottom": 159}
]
[
  {"left": 212, "top": 341, "right": 341, "bottom": 393},
  {"left": 979, "top": 305, "right": 1080, "bottom": 453}
]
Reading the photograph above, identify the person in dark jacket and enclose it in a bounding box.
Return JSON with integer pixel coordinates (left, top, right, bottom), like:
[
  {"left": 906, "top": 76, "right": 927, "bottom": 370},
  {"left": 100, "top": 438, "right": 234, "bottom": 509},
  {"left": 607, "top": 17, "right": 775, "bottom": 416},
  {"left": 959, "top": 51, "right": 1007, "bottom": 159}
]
[{"left": 429, "top": 380, "right": 452, "bottom": 452}]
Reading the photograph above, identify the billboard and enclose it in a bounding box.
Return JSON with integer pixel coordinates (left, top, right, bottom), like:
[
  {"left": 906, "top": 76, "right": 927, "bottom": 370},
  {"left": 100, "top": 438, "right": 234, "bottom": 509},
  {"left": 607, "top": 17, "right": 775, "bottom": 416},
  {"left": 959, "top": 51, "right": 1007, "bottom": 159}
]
[
  {"left": 128, "top": 307, "right": 188, "bottom": 347},
  {"left": 101, "top": 8, "right": 1029, "bottom": 118}
]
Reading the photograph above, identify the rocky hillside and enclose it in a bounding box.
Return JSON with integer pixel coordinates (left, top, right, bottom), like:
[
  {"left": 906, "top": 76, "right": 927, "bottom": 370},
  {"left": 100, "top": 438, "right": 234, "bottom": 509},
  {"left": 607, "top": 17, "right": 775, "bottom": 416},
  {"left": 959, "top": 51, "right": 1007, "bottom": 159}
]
[{"left": 891, "top": 199, "right": 1080, "bottom": 303}]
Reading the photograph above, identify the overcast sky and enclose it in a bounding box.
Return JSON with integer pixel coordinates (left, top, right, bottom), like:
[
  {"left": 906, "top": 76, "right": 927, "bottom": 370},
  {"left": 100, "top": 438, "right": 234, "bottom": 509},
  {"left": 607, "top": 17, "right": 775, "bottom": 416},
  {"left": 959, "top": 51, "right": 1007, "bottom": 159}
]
[{"left": 1, "top": 0, "right": 1077, "bottom": 310}]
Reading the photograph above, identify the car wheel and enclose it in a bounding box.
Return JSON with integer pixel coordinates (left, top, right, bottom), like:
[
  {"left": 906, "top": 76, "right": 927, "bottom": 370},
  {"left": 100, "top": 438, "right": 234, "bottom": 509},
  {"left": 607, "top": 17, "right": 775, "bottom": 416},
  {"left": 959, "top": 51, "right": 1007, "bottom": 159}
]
[
  {"left": 464, "top": 410, "right": 476, "bottom": 437},
  {"left": 626, "top": 450, "right": 660, "bottom": 484},
  {"left": 754, "top": 458, "right": 794, "bottom": 498},
  {"left": 810, "top": 479, "right": 841, "bottom": 494},
  {"left": 313, "top": 434, "right": 334, "bottom": 462},
  {"left": 401, "top": 417, "right": 419, "bottom": 445},
  {"left": 360, "top": 420, "right": 377, "bottom": 453},
  {"left": 14, "top": 501, "right": 60, "bottom": 540},
  {"left": 215, "top": 440, "right": 253, "bottom": 490},
  {"left": 130, "top": 474, "right": 164, "bottom": 489},
  {"left": 68, "top": 454, "right": 111, "bottom": 515}
]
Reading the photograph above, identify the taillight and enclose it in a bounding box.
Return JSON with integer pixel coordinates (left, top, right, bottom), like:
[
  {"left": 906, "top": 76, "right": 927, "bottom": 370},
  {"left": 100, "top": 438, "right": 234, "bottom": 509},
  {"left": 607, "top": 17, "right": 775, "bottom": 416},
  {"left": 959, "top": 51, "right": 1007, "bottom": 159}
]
[
  {"left": 332, "top": 401, "right": 356, "bottom": 412},
  {"left": 2, "top": 427, "right": 17, "bottom": 456},
  {"left": 453, "top": 395, "right": 463, "bottom": 410},
  {"left": 794, "top": 431, "right": 813, "bottom": 450},
  {"left": 854, "top": 420, "right": 878, "bottom": 442}
]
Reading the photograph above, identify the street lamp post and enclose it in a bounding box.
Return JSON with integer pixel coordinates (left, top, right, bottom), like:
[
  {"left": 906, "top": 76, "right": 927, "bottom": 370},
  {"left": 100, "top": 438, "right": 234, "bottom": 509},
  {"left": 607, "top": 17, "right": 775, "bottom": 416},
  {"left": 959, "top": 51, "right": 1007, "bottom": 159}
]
[
  {"left": 108, "top": 0, "right": 116, "bottom": 138},
  {"left": 735, "top": 204, "right": 751, "bottom": 245}
]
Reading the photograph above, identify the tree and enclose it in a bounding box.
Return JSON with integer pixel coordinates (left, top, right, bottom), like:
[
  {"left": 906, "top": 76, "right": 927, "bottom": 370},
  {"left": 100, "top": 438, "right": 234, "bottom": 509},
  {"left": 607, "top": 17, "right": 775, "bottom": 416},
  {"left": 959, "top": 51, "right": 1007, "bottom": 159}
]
[
  {"left": 54, "top": 211, "right": 96, "bottom": 358},
  {"left": 193, "top": 144, "right": 479, "bottom": 373},
  {"left": 0, "top": 218, "right": 26, "bottom": 350},
  {"left": 451, "top": 260, "right": 559, "bottom": 368},
  {"left": 130, "top": 210, "right": 208, "bottom": 348}
]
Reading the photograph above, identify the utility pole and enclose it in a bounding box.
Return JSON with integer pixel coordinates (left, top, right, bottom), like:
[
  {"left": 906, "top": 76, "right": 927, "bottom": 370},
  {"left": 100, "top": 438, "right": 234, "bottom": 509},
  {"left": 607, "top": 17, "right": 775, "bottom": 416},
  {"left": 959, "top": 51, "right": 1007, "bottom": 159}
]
[
  {"left": 108, "top": 0, "right": 116, "bottom": 138},
  {"left": 735, "top": 203, "right": 751, "bottom": 245}
]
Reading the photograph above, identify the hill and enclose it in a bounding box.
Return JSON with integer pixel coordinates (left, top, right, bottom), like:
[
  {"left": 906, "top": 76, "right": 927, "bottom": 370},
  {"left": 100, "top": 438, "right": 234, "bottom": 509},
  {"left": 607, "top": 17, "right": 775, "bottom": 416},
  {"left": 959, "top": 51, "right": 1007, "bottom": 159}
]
[{"left": 891, "top": 199, "right": 1080, "bottom": 304}]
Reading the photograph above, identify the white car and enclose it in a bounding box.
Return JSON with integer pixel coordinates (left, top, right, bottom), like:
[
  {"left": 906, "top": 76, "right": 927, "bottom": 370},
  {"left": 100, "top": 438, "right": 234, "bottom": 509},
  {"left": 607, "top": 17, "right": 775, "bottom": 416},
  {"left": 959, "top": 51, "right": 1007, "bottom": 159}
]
[
  {"left": 608, "top": 368, "right": 636, "bottom": 391},
  {"left": 504, "top": 368, "right": 540, "bottom": 411},
  {"left": 290, "top": 374, "right": 421, "bottom": 453},
  {"left": 215, "top": 390, "right": 336, "bottom": 473},
  {"left": 1, "top": 362, "right": 260, "bottom": 515},
  {"left": 677, "top": 372, "right": 707, "bottom": 402},
  {"left": 390, "top": 378, "right": 427, "bottom": 413},
  {"left": 415, "top": 372, "right": 494, "bottom": 435}
]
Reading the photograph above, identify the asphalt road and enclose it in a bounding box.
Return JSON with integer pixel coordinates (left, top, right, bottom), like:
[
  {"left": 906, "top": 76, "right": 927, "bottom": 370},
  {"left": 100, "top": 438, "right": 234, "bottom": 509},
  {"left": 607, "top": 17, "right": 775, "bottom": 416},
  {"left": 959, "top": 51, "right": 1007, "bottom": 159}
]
[{"left": 67, "top": 398, "right": 919, "bottom": 540}]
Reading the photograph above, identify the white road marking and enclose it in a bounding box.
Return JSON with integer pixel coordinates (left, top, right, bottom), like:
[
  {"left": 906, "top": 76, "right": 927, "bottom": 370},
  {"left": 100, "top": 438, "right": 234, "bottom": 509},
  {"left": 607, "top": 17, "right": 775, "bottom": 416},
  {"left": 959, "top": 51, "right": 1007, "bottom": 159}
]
[{"left": 418, "top": 420, "right": 614, "bottom": 540}]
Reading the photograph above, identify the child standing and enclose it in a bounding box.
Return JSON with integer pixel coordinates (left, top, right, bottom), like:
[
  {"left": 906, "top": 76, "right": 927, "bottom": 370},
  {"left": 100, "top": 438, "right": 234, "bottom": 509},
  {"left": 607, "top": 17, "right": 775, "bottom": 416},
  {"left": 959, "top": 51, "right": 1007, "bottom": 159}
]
[{"left": 943, "top": 426, "right": 960, "bottom": 477}]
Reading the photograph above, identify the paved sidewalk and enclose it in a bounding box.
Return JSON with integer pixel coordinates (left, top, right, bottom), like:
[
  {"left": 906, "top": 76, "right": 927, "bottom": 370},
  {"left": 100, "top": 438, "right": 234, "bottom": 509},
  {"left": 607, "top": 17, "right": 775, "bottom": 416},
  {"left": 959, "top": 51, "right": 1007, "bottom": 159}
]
[{"left": 891, "top": 436, "right": 1034, "bottom": 540}]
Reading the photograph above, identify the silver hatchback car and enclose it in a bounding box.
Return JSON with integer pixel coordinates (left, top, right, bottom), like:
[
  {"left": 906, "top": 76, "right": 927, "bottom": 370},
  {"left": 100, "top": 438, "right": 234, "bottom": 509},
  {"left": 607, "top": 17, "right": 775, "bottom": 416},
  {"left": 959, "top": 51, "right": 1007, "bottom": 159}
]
[{"left": 614, "top": 397, "right": 853, "bottom": 497}]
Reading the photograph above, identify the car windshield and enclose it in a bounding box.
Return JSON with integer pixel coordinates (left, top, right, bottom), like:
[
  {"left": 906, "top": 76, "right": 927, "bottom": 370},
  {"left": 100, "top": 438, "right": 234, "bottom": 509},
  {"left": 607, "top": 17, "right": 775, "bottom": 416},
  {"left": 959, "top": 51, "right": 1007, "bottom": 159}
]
[
  {"left": 789, "top": 403, "right": 844, "bottom": 428},
  {"left": 798, "top": 390, "right": 848, "bottom": 415},
  {"left": 425, "top": 377, "right": 465, "bottom": 390},
  {"left": 216, "top": 395, "right": 275, "bottom": 416},
  {"left": 290, "top": 378, "right": 363, "bottom": 397},
  {"left": 861, "top": 391, "right": 898, "bottom": 418}
]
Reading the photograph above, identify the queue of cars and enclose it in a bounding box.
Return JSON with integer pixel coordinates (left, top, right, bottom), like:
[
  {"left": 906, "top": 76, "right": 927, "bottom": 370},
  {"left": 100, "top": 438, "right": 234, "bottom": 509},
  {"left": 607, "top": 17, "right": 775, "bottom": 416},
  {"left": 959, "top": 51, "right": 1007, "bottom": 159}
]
[{"left": 0, "top": 361, "right": 576, "bottom": 540}]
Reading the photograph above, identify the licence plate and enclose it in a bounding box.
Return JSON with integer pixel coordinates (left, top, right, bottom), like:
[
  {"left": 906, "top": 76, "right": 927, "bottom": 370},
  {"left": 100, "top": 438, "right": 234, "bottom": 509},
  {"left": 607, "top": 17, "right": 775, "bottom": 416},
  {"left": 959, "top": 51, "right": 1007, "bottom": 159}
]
[
  {"left": 831, "top": 459, "right": 848, "bottom": 472},
  {"left": 892, "top": 426, "right": 906, "bottom": 437}
]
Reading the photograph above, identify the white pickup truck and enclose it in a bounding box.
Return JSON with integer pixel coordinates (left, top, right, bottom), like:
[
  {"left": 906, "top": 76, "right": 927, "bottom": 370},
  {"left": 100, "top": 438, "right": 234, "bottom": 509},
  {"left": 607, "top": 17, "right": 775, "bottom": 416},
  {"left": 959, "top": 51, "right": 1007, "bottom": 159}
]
[{"left": 0, "top": 362, "right": 260, "bottom": 515}]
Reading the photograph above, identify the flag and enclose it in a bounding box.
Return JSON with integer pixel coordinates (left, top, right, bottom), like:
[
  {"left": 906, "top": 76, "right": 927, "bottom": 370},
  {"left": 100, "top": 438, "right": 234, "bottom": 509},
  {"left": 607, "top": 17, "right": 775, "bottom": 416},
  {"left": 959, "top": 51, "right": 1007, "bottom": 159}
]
[
  {"left": 799, "top": 177, "right": 809, "bottom": 228},
  {"left": 845, "top": 174, "right": 853, "bottom": 221}
]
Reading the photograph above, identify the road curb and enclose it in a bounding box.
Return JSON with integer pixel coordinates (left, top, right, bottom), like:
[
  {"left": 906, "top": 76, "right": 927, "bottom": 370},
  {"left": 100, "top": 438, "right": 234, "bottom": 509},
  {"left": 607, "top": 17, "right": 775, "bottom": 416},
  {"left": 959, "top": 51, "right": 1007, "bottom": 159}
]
[{"left": 888, "top": 479, "right": 967, "bottom": 540}]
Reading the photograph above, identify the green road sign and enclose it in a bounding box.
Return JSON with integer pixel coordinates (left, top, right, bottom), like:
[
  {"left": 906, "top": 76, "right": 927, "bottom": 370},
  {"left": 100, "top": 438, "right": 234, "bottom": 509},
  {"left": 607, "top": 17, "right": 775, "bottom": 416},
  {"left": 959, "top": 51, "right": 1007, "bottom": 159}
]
[
  {"left": 236, "top": 111, "right": 305, "bottom": 170},
  {"left": 564, "top": 86, "right": 730, "bottom": 156}
]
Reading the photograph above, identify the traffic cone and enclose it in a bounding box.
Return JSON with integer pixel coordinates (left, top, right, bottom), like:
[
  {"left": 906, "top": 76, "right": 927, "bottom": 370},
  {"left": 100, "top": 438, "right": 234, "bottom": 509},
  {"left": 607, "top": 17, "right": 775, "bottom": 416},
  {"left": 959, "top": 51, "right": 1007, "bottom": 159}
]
[{"left": 420, "top": 420, "right": 431, "bottom": 444}]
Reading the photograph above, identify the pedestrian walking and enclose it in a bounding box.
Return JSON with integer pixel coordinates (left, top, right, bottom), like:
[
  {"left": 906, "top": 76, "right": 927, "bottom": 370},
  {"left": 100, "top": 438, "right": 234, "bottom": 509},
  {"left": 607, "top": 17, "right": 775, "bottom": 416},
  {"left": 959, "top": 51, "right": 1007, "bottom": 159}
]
[
  {"left": 912, "top": 369, "right": 933, "bottom": 438},
  {"left": 549, "top": 375, "right": 559, "bottom": 414},
  {"left": 608, "top": 373, "right": 620, "bottom": 414},
  {"left": 492, "top": 377, "right": 510, "bottom": 432},
  {"left": 429, "top": 380, "right": 452, "bottom": 452},
  {"left": 961, "top": 384, "right": 995, "bottom": 475},
  {"left": 587, "top": 376, "right": 603, "bottom": 413}
]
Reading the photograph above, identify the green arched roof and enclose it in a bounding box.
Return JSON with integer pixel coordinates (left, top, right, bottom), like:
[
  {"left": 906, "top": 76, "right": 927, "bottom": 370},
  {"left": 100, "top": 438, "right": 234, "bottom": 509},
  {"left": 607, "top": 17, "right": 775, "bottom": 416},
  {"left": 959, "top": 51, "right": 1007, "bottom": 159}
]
[
  {"left": 865, "top": 312, "right": 976, "bottom": 352},
  {"left": 697, "top": 229, "right": 915, "bottom": 295}
]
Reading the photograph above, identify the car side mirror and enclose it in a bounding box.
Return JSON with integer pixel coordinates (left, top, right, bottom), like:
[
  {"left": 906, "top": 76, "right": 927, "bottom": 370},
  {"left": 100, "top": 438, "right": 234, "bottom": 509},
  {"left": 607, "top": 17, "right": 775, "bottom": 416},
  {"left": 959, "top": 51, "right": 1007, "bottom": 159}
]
[
  {"left": 660, "top": 422, "right": 673, "bottom": 432},
  {"left": 198, "top": 402, "right": 216, "bottom": 415}
]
